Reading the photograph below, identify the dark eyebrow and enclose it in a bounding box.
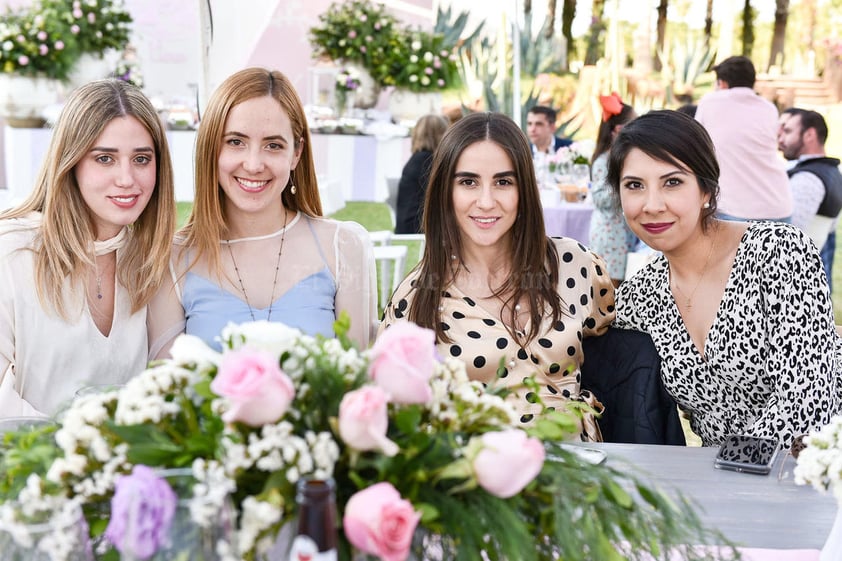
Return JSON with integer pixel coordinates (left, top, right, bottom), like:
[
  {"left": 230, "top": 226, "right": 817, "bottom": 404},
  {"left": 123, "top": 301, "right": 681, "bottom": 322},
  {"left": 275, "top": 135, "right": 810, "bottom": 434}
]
[
  {"left": 89, "top": 146, "right": 154, "bottom": 153},
  {"left": 454, "top": 171, "right": 516, "bottom": 179},
  {"left": 621, "top": 169, "right": 686, "bottom": 182}
]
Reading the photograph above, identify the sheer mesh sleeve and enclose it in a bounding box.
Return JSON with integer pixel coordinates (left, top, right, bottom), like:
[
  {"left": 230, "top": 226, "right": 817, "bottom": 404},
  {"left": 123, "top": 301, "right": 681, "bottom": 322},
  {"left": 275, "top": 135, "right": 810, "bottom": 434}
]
[
  {"left": 334, "top": 221, "right": 377, "bottom": 348},
  {"left": 147, "top": 258, "right": 186, "bottom": 359}
]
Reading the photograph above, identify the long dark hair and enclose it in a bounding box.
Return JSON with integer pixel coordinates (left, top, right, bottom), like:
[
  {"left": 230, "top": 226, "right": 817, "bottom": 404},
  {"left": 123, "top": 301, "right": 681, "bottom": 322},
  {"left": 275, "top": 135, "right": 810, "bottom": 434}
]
[
  {"left": 408, "top": 112, "right": 564, "bottom": 345},
  {"left": 592, "top": 102, "right": 635, "bottom": 162}
]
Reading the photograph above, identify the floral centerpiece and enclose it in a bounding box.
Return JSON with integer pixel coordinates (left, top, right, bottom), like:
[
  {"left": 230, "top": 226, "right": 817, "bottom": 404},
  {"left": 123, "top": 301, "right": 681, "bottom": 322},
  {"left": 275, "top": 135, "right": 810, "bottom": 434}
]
[
  {"left": 334, "top": 66, "right": 361, "bottom": 116},
  {"left": 0, "top": 318, "right": 735, "bottom": 561},
  {"left": 309, "top": 0, "right": 459, "bottom": 94},
  {"left": 0, "top": 0, "right": 132, "bottom": 80}
]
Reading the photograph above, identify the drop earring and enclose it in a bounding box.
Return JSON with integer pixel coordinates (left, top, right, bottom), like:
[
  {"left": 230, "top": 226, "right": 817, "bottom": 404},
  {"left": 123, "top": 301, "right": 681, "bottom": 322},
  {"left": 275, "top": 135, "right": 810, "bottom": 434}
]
[{"left": 290, "top": 184, "right": 297, "bottom": 195}]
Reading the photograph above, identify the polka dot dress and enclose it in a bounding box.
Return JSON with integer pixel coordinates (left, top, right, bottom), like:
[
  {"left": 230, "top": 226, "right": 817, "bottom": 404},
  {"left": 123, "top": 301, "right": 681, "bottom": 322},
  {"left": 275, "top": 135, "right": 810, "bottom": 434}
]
[{"left": 380, "top": 237, "right": 616, "bottom": 439}]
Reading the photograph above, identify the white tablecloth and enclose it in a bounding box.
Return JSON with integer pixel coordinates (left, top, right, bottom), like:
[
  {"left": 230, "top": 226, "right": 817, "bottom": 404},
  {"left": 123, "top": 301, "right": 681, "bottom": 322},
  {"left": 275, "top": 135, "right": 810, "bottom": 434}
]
[{"left": 542, "top": 202, "right": 593, "bottom": 246}]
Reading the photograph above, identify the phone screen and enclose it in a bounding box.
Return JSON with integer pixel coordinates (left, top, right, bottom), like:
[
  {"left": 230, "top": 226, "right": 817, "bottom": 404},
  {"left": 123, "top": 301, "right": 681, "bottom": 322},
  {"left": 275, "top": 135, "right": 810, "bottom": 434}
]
[{"left": 714, "top": 434, "right": 780, "bottom": 475}]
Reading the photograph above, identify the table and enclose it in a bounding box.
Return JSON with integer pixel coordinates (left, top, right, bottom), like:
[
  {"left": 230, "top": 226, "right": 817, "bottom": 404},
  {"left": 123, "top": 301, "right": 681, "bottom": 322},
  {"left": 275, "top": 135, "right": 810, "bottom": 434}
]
[
  {"left": 587, "top": 442, "right": 835, "bottom": 549},
  {"left": 542, "top": 202, "right": 593, "bottom": 246}
]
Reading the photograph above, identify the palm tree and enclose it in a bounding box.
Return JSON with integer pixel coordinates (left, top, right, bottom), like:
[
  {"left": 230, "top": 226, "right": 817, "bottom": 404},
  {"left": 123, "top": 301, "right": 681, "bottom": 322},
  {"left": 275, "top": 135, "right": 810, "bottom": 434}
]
[
  {"left": 654, "top": 0, "right": 669, "bottom": 71},
  {"left": 561, "top": 0, "right": 576, "bottom": 64},
  {"left": 767, "top": 0, "right": 790, "bottom": 70},
  {"left": 544, "top": 0, "right": 557, "bottom": 38},
  {"left": 741, "top": 0, "right": 755, "bottom": 56},
  {"left": 584, "top": 0, "right": 606, "bottom": 64},
  {"left": 704, "top": 0, "right": 714, "bottom": 48}
]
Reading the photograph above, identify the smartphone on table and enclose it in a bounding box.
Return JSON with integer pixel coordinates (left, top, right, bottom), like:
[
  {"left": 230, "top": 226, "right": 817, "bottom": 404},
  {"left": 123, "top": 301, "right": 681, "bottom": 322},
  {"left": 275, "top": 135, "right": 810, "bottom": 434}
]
[{"left": 714, "top": 434, "right": 780, "bottom": 475}]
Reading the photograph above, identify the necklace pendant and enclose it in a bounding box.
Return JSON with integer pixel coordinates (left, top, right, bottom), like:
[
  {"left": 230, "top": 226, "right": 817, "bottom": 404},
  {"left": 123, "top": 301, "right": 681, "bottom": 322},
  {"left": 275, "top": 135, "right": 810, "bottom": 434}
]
[{"left": 97, "top": 294, "right": 102, "bottom": 300}]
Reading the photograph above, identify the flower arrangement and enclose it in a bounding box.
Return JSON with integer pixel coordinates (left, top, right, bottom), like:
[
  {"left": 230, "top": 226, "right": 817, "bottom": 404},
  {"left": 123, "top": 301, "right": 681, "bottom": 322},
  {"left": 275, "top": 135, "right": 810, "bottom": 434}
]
[
  {"left": 0, "top": 0, "right": 131, "bottom": 80},
  {"left": 795, "top": 415, "right": 842, "bottom": 501},
  {"left": 0, "top": 318, "right": 734, "bottom": 561},
  {"left": 335, "top": 67, "right": 361, "bottom": 93},
  {"left": 309, "top": 0, "right": 459, "bottom": 92},
  {"left": 549, "top": 140, "right": 594, "bottom": 172}
]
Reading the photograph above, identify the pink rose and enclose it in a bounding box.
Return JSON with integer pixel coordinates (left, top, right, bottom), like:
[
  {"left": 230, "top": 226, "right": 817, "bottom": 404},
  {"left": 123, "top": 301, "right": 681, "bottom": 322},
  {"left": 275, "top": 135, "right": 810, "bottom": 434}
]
[
  {"left": 210, "top": 348, "right": 294, "bottom": 426},
  {"left": 368, "top": 323, "right": 435, "bottom": 404},
  {"left": 472, "top": 430, "right": 546, "bottom": 498},
  {"left": 339, "top": 386, "right": 398, "bottom": 456},
  {"left": 343, "top": 482, "right": 420, "bottom": 561}
]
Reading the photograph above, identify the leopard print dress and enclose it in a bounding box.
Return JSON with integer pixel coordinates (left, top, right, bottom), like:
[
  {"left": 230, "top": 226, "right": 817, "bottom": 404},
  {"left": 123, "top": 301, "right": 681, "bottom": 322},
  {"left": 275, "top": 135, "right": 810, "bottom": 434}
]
[{"left": 615, "top": 221, "right": 842, "bottom": 450}]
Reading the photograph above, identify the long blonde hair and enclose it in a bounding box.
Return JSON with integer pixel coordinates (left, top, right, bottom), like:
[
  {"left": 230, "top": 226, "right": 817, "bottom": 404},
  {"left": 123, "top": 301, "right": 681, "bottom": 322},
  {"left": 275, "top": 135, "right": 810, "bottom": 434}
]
[
  {"left": 0, "top": 79, "right": 176, "bottom": 317},
  {"left": 179, "top": 67, "right": 321, "bottom": 275}
]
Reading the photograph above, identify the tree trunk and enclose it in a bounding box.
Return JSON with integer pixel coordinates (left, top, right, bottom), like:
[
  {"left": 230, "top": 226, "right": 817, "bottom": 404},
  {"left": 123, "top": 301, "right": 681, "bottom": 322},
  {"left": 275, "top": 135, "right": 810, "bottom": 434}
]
[
  {"left": 544, "top": 0, "right": 557, "bottom": 38},
  {"left": 741, "top": 0, "right": 755, "bottom": 57},
  {"left": 704, "top": 0, "right": 714, "bottom": 48},
  {"left": 654, "top": 0, "right": 668, "bottom": 71},
  {"left": 524, "top": 0, "right": 532, "bottom": 15},
  {"left": 767, "top": 0, "right": 789, "bottom": 71},
  {"left": 584, "top": 0, "right": 606, "bottom": 65},
  {"left": 561, "top": 0, "right": 577, "bottom": 64}
]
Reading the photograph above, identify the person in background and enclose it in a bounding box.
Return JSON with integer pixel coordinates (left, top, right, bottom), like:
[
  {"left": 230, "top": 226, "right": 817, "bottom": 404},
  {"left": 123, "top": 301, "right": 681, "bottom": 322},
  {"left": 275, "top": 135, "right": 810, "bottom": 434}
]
[
  {"left": 0, "top": 79, "right": 176, "bottom": 418},
  {"left": 526, "top": 105, "right": 572, "bottom": 156},
  {"left": 394, "top": 114, "right": 449, "bottom": 234},
  {"left": 588, "top": 92, "right": 637, "bottom": 286},
  {"left": 695, "top": 56, "right": 792, "bottom": 222},
  {"left": 778, "top": 108, "right": 842, "bottom": 293},
  {"left": 675, "top": 103, "right": 697, "bottom": 118},
  {"left": 148, "top": 68, "right": 376, "bottom": 357},
  {"left": 380, "top": 112, "right": 615, "bottom": 436},
  {"left": 610, "top": 110, "right": 840, "bottom": 450}
]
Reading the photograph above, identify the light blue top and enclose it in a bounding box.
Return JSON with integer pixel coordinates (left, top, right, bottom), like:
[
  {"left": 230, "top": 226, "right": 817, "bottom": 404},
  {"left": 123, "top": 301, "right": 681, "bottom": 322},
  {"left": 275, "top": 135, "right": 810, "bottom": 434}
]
[{"left": 183, "top": 217, "right": 336, "bottom": 351}]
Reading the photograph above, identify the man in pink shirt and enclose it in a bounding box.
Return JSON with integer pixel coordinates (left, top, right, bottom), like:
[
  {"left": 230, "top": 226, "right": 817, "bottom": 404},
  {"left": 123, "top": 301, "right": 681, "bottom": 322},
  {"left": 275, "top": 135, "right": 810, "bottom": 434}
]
[{"left": 695, "top": 56, "right": 792, "bottom": 222}]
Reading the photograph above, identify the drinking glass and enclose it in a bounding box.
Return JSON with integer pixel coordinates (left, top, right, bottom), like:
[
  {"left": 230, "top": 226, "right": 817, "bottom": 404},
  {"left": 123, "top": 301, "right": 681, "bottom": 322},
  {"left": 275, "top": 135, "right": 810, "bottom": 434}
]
[
  {"left": 0, "top": 416, "right": 54, "bottom": 435},
  {"left": 0, "top": 500, "right": 94, "bottom": 561}
]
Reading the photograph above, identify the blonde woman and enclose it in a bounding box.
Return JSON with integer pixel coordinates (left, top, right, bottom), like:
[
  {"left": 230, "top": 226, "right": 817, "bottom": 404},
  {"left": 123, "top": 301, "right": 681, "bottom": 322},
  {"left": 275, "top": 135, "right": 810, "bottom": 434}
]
[
  {"left": 394, "top": 113, "right": 449, "bottom": 234},
  {"left": 0, "top": 79, "right": 176, "bottom": 417},
  {"left": 148, "top": 68, "right": 376, "bottom": 356}
]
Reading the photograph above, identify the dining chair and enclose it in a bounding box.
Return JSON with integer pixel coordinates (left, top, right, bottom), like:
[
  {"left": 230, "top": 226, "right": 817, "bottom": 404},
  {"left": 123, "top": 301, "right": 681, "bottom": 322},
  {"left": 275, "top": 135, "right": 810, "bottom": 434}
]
[
  {"left": 390, "top": 233, "right": 425, "bottom": 263},
  {"left": 373, "top": 244, "right": 408, "bottom": 310}
]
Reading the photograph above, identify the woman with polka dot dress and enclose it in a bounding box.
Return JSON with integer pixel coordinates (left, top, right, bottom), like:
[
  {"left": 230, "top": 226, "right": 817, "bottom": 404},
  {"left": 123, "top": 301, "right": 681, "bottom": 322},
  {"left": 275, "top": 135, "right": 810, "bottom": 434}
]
[{"left": 378, "top": 112, "right": 616, "bottom": 440}]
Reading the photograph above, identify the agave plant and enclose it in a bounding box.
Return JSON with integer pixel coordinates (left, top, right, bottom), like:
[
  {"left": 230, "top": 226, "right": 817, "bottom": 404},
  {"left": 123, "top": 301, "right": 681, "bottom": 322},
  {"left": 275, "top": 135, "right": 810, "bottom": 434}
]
[{"left": 657, "top": 38, "right": 716, "bottom": 104}]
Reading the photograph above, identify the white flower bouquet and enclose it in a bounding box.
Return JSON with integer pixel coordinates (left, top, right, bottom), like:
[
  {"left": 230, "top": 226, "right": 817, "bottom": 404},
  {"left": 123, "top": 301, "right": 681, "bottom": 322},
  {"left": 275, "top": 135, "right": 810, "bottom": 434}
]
[
  {"left": 0, "top": 318, "right": 736, "bottom": 561},
  {"left": 795, "top": 415, "right": 842, "bottom": 501}
]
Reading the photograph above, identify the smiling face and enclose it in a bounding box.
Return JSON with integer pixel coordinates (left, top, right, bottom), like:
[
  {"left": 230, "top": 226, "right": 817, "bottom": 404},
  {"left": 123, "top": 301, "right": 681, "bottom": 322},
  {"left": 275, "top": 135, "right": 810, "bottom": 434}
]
[
  {"left": 451, "top": 140, "right": 519, "bottom": 256},
  {"left": 217, "top": 95, "right": 302, "bottom": 224},
  {"left": 73, "top": 116, "right": 156, "bottom": 240},
  {"left": 618, "top": 148, "right": 708, "bottom": 255}
]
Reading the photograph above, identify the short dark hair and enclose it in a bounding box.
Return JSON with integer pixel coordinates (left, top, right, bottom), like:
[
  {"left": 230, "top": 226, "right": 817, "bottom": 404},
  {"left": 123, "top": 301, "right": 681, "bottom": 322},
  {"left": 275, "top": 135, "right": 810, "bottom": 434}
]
[
  {"left": 607, "top": 110, "right": 721, "bottom": 231},
  {"left": 793, "top": 109, "right": 829, "bottom": 145},
  {"left": 527, "top": 105, "right": 557, "bottom": 124},
  {"left": 713, "top": 56, "right": 756, "bottom": 88}
]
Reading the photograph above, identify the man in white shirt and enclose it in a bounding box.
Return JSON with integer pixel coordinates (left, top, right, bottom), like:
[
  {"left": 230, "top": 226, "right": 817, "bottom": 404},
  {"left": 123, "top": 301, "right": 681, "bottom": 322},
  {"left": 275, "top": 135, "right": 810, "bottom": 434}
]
[{"left": 778, "top": 108, "right": 842, "bottom": 291}]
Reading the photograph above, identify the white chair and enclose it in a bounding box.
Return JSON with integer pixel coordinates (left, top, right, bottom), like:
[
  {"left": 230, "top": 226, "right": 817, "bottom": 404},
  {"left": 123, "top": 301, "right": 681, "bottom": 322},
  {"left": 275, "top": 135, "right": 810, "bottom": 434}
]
[
  {"left": 390, "top": 233, "right": 426, "bottom": 263},
  {"left": 368, "top": 230, "right": 393, "bottom": 247},
  {"left": 373, "top": 244, "right": 408, "bottom": 310},
  {"left": 385, "top": 177, "right": 400, "bottom": 225}
]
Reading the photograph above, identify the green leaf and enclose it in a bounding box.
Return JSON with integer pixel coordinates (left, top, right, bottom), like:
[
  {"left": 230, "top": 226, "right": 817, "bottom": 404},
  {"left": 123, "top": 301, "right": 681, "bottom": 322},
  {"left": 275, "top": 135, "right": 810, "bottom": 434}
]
[
  {"left": 603, "top": 480, "right": 633, "bottom": 510},
  {"left": 415, "top": 502, "right": 440, "bottom": 523},
  {"left": 394, "top": 406, "right": 422, "bottom": 435}
]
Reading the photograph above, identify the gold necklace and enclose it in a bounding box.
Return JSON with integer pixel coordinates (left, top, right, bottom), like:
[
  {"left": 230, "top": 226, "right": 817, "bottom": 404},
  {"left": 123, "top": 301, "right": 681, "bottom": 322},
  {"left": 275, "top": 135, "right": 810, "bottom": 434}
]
[
  {"left": 226, "top": 210, "right": 288, "bottom": 321},
  {"left": 671, "top": 226, "right": 718, "bottom": 310}
]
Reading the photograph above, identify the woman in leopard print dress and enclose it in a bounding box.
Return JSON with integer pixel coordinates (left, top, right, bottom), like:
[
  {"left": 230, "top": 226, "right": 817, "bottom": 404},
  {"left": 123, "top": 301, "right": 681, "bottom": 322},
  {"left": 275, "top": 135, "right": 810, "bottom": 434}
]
[{"left": 608, "top": 110, "right": 841, "bottom": 450}]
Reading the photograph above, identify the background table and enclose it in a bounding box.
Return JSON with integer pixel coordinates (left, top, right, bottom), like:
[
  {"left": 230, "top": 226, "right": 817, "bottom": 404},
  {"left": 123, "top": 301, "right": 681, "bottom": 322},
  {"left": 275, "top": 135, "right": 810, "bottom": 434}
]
[
  {"left": 588, "top": 442, "right": 835, "bottom": 549},
  {"left": 542, "top": 202, "right": 593, "bottom": 246}
]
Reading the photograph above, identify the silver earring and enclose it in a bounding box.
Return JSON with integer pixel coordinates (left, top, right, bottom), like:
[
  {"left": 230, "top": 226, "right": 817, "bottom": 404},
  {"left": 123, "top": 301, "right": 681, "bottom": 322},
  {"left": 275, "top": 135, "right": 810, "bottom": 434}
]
[{"left": 703, "top": 201, "right": 710, "bottom": 209}]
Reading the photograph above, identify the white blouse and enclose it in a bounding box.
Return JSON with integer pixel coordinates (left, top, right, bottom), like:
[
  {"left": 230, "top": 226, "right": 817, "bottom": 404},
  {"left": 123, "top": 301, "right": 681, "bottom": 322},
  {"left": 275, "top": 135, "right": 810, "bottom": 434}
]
[{"left": 0, "top": 215, "right": 148, "bottom": 418}]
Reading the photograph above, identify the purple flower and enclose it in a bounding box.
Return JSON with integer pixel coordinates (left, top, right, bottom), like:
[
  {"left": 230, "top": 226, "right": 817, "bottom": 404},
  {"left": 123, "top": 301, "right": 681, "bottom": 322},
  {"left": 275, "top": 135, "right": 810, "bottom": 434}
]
[
  {"left": 17, "top": 55, "right": 29, "bottom": 66},
  {"left": 88, "top": 12, "right": 96, "bottom": 23},
  {"left": 424, "top": 67, "right": 433, "bottom": 75},
  {"left": 71, "top": 24, "right": 80, "bottom": 34},
  {"left": 54, "top": 40, "right": 64, "bottom": 50},
  {"left": 37, "top": 31, "right": 47, "bottom": 41},
  {"left": 39, "top": 44, "right": 48, "bottom": 55},
  {"left": 348, "top": 30, "right": 357, "bottom": 39},
  {"left": 73, "top": 8, "right": 83, "bottom": 18},
  {"left": 437, "top": 79, "right": 445, "bottom": 87},
  {"left": 105, "top": 465, "right": 177, "bottom": 560},
  {"left": 360, "top": 45, "right": 367, "bottom": 53}
]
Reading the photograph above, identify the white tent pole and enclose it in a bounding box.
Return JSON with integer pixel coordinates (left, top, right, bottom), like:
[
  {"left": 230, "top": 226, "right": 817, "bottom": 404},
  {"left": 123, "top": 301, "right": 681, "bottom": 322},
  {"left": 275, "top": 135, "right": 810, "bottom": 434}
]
[{"left": 511, "top": 0, "right": 521, "bottom": 125}]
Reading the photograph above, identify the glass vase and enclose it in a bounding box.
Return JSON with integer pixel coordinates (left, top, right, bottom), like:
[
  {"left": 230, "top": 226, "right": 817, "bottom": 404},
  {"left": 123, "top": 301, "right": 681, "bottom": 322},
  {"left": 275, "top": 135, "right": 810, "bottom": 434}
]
[
  {"left": 110, "top": 468, "right": 235, "bottom": 561},
  {"left": 0, "top": 500, "right": 94, "bottom": 561}
]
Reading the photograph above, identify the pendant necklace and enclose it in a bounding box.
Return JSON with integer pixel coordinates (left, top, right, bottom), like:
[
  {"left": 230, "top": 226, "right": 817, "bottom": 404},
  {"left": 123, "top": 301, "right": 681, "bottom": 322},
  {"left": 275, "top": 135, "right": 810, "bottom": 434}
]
[
  {"left": 671, "top": 225, "right": 718, "bottom": 310},
  {"left": 226, "top": 209, "right": 289, "bottom": 321}
]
